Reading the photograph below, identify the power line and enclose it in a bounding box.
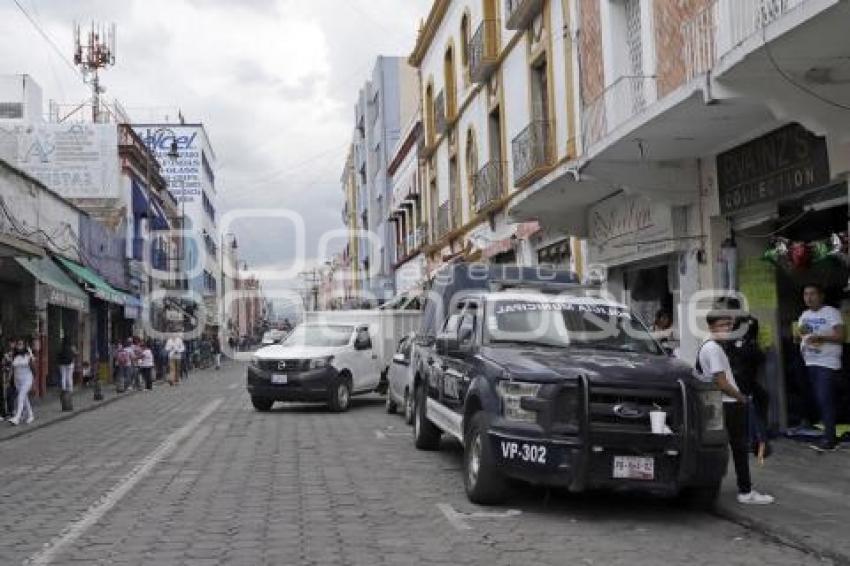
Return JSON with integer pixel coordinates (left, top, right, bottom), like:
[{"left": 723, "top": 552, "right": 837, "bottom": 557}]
[{"left": 10, "top": 0, "right": 84, "bottom": 83}]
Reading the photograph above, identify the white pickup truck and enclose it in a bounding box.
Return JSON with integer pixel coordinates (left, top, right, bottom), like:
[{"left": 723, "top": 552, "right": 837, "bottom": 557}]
[{"left": 247, "top": 322, "right": 382, "bottom": 412}]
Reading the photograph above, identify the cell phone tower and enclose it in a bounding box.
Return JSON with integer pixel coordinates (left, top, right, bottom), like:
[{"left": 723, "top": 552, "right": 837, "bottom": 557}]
[{"left": 73, "top": 21, "right": 116, "bottom": 123}]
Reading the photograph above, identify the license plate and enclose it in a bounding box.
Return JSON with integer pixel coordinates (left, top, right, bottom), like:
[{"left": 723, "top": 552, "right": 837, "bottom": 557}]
[
  {"left": 612, "top": 456, "right": 654, "bottom": 480},
  {"left": 271, "top": 374, "right": 288, "bottom": 384},
  {"left": 499, "top": 441, "right": 548, "bottom": 465}
]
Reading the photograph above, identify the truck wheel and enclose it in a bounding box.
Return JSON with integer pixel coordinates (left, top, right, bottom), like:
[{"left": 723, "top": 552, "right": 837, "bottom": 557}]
[
  {"left": 385, "top": 391, "right": 398, "bottom": 414},
  {"left": 328, "top": 375, "right": 352, "bottom": 413},
  {"left": 464, "top": 412, "right": 507, "bottom": 504},
  {"left": 680, "top": 482, "right": 721, "bottom": 511},
  {"left": 251, "top": 396, "right": 273, "bottom": 412},
  {"left": 403, "top": 388, "right": 414, "bottom": 425},
  {"left": 413, "top": 385, "right": 441, "bottom": 450}
]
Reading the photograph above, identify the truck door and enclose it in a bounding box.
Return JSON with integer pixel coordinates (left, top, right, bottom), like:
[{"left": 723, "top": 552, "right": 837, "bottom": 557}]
[{"left": 442, "top": 303, "right": 478, "bottom": 416}]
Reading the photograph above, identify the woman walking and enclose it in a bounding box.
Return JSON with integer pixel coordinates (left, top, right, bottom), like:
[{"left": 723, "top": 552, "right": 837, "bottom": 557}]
[
  {"left": 139, "top": 340, "right": 155, "bottom": 391},
  {"left": 8, "top": 339, "right": 35, "bottom": 426}
]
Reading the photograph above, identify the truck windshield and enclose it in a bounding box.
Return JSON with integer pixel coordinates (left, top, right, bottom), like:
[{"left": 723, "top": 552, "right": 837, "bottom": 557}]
[
  {"left": 486, "top": 298, "right": 663, "bottom": 355},
  {"left": 283, "top": 325, "right": 353, "bottom": 347}
]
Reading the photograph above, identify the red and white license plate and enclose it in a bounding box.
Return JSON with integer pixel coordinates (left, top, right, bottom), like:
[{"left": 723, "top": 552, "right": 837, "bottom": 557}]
[{"left": 612, "top": 456, "right": 654, "bottom": 480}]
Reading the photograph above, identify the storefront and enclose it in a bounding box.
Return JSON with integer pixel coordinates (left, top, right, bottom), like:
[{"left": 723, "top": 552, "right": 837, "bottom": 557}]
[
  {"left": 12, "top": 256, "right": 89, "bottom": 395},
  {"left": 588, "top": 192, "right": 701, "bottom": 358},
  {"left": 713, "top": 123, "right": 849, "bottom": 431}
]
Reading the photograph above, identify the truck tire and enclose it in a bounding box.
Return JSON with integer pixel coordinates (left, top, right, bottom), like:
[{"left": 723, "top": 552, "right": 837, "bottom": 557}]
[
  {"left": 328, "top": 374, "right": 352, "bottom": 413},
  {"left": 413, "top": 385, "right": 441, "bottom": 450},
  {"left": 464, "top": 412, "right": 507, "bottom": 504},
  {"left": 679, "top": 482, "right": 721, "bottom": 511},
  {"left": 385, "top": 391, "right": 398, "bottom": 414},
  {"left": 251, "top": 396, "right": 273, "bottom": 412}
]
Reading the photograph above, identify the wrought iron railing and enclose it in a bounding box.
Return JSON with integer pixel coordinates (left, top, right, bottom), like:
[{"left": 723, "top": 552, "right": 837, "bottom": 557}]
[
  {"left": 581, "top": 76, "right": 655, "bottom": 150},
  {"left": 473, "top": 161, "right": 506, "bottom": 213},
  {"left": 504, "top": 0, "right": 543, "bottom": 30},
  {"left": 469, "top": 19, "right": 500, "bottom": 82},
  {"left": 511, "top": 120, "right": 553, "bottom": 185}
]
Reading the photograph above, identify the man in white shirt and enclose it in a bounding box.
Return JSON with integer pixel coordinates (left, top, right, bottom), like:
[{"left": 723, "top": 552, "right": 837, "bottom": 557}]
[
  {"left": 698, "top": 311, "right": 773, "bottom": 505},
  {"left": 164, "top": 333, "right": 186, "bottom": 386},
  {"left": 798, "top": 284, "right": 844, "bottom": 451}
]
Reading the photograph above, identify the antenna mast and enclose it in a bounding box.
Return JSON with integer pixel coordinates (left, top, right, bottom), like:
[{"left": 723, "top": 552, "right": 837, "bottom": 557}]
[{"left": 73, "top": 21, "right": 116, "bottom": 123}]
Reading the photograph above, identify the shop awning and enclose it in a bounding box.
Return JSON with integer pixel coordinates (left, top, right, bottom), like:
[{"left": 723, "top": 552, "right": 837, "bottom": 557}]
[
  {"left": 55, "top": 256, "right": 136, "bottom": 306},
  {"left": 132, "top": 180, "right": 170, "bottom": 231},
  {"left": 16, "top": 257, "right": 89, "bottom": 313}
]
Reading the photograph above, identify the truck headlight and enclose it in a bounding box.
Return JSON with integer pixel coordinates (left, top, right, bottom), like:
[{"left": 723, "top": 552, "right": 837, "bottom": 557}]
[
  {"left": 497, "top": 381, "right": 541, "bottom": 423},
  {"left": 309, "top": 356, "right": 334, "bottom": 369},
  {"left": 699, "top": 389, "right": 724, "bottom": 432}
]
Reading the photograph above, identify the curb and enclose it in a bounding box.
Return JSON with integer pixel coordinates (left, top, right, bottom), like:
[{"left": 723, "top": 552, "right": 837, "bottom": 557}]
[
  {"left": 714, "top": 504, "right": 850, "bottom": 566},
  {"left": 0, "top": 382, "right": 162, "bottom": 443}
]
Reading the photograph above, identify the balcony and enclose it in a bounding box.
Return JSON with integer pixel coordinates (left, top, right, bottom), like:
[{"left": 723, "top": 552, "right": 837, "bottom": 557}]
[
  {"left": 684, "top": 0, "right": 815, "bottom": 81},
  {"left": 436, "top": 202, "right": 450, "bottom": 239},
  {"left": 415, "top": 224, "right": 427, "bottom": 248},
  {"left": 504, "top": 0, "right": 543, "bottom": 30},
  {"left": 473, "top": 161, "right": 506, "bottom": 213},
  {"left": 511, "top": 120, "right": 554, "bottom": 186},
  {"left": 581, "top": 76, "right": 656, "bottom": 151},
  {"left": 469, "top": 19, "right": 500, "bottom": 83},
  {"left": 434, "top": 90, "right": 447, "bottom": 136}
]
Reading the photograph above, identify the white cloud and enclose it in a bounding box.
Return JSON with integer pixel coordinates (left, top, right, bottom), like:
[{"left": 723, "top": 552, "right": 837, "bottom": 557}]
[{"left": 1, "top": 0, "right": 432, "bottom": 275}]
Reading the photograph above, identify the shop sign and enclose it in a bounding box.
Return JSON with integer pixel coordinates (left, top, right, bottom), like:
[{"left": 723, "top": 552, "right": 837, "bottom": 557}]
[
  {"left": 45, "top": 286, "right": 89, "bottom": 313},
  {"left": 588, "top": 194, "right": 676, "bottom": 266},
  {"left": 717, "top": 123, "right": 829, "bottom": 215}
]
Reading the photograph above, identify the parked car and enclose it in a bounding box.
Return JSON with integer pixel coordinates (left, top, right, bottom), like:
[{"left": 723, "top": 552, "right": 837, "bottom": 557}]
[
  {"left": 411, "top": 263, "right": 728, "bottom": 507},
  {"left": 386, "top": 332, "right": 419, "bottom": 424},
  {"left": 247, "top": 323, "right": 382, "bottom": 412}
]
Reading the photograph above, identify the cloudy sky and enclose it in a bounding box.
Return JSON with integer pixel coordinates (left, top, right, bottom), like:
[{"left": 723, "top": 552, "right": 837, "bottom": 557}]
[{"left": 2, "top": 0, "right": 431, "bottom": 292}]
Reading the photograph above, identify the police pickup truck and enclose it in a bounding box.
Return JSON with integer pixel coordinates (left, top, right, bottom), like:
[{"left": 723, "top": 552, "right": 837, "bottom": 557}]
[{"left": 411, "top": 264, "right": 728, "bottom": 506}]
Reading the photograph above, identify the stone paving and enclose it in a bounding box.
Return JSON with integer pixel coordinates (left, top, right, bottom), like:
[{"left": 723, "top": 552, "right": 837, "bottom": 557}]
[{"left": 0, "top": 364, "right": 833, "bottom": 565}]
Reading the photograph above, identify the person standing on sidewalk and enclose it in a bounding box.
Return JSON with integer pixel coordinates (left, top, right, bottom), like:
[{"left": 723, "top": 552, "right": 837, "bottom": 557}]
[
  {"left": 8, "top": 339, "right": 35, "bottom": 426},
  {"left": 164, "top": 332, "right": 185, "bottom": 386},
  {"left": 138, "top": 340, "right": 155, "bottom": 391},
  {"left": 697, "top": 312, "right": 774, "bottom": 505},
  {"left": 797, "top": 283, "right": 844, "bottom": 452},
  {"left": 115, "top": 339, "right": 133, "bottom": 393},
  {"left": 212, "top": 334, "right": 221, "bottom": 370},
  {"left": 57, "top": 338, "right": 76, "bottom": 393}
]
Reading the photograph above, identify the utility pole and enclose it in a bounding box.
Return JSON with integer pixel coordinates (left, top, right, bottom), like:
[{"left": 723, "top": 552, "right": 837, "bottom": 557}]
[
  {"left": 73, "top": 22, "right": 116, "bottom": 123},
  {"left": 298, "top": 268, "right": 321, "bottom": 311}
]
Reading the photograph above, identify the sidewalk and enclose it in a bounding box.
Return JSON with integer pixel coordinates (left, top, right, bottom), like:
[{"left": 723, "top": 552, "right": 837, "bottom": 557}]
[
  {"left": 0, "top": 380, "right": 157, "bottom": 442},
  {"left": 716, "top": 438, "right": 850, "bottom": 564}
]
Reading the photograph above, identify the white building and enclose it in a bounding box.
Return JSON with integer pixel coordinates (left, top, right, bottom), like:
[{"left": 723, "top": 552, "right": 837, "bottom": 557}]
[
  {"left": 133, "top": 123, "right": 222, "bottom": 329},
  {"left": 410, "top": 0, "right": 583, "bottom": 275}
]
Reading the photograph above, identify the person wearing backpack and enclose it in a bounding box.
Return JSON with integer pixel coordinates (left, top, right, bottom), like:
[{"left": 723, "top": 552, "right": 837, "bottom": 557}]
[{"left": 697, "top": 311, "right": 774, "bottom": 505}]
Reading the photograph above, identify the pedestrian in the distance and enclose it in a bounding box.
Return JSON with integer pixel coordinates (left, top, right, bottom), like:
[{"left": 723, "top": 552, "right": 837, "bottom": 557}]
[
  {"left": 8, "top": 339, "right": 35, "bottom": 426},
  {"left": 697, "top": 311, "right": 773, "bottom": 505},
  {"left": 138, "top": 340, "right": 155, "bottom": 391},
  {"left": 797, "top": 283, "right": 844, "bottom": 452},
  {"left": 164, "top": 331, "right": 185, "bottom": 386},
  {"left": 57, "top": 337, "right": 76, "bottom": 393},
  {"left": 212, "top": 334, "right": 221, "bottom": 370},
  {"left": 3, "top": 340, "right": 17, "bottom": 418},
  {"left": 115, "top": 339, "right": 133, "bottom": 393}
]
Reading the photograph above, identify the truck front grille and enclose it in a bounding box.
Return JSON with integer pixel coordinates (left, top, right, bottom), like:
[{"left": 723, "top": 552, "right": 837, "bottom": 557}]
[
  {"left": 588, "top": 387, "right": 681, "bottom": 433},
  {"left": 258, "top": 359, "right": 307, "bottom": 372}
]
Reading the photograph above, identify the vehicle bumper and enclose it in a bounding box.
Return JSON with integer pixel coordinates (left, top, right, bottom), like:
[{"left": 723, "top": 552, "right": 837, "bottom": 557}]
[
  {"left": 487, "top": 422, "right": 728, "bottom": 495},
  {"left": 246, "top": 365, "right": 338, "bottom": 402}
]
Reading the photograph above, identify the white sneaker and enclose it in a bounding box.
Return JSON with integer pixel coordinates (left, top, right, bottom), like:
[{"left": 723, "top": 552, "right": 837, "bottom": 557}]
[
  {"left": 8, "top": 417, "right": 19, "bottom": 426},
  {"left": 25, "top": 415, "right": 34, "bottom": 425},
  {"left": 737, "top": 490, "right": 774, "bottom": 505}
]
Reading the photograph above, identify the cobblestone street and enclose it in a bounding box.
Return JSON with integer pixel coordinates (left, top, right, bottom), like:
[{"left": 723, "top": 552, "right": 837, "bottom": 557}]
[{"left": 0, "top": 363, "right": 830, "bottom": 566}]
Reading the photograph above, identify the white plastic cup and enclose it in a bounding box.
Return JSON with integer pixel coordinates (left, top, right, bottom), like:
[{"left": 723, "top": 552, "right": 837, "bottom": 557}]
[{"left": 649, "top": 411, "right": 667, "bottom": 434}]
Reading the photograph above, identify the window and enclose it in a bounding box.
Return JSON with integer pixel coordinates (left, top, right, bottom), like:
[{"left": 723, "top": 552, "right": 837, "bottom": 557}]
[
  {"left": 425, "top": 81, "right": 435, "bottom": 144},
  {"left": 465, "top": 129, "right": 478, "bottom": 215},
  {"left": 201, "top": 150, "right": 215, "bottom": 186},
  {"left": 460, "top": 13, "right": 471, "bottom": 78},
  {"left": 0, "top": 102, "right": 23, "bottom": 119},
  {"left": 444, "top": 46, "right": 457, "bottom": 118}
]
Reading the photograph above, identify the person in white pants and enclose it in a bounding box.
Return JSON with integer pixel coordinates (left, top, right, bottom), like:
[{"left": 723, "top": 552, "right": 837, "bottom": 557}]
[
  {"left": 9, "top": 339, "right": 35, "bottom": 426},
  {"left": 57, "top": 338, "right": 76, "bottom": 392}
]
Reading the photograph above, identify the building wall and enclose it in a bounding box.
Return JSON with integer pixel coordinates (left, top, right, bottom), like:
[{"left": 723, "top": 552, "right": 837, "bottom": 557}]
[
  {"left": 653, "top": 0, "right": 713, "bottom": 97},
  {"left": 579, "top": 0, "right": 604, "bottom": 104}
]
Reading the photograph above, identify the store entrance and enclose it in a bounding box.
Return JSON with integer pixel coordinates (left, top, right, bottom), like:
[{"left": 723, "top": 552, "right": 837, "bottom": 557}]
[
  {"left": 624, "top": 264, "right": 674, "bottom": 331},
  {"left": 773, "top": 204, "right": 850, "bottom": 430}
]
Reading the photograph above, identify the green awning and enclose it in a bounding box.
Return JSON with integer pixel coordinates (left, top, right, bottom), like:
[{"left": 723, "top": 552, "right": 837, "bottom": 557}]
[
  {"left": 55, "top": 256, "right": 133, "bottom": 306},
  {"left": 16, "top": 257, "right": 89, "bottom": 313}
]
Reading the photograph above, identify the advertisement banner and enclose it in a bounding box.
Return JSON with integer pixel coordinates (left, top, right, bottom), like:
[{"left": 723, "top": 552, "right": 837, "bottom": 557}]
[
  {"left": 133, "top": 126, "right": 203, "bottom": 204},
  {"left": 588, "top": 194, "right": 677, "bottom": 266},
  {"left": 0, "top": 123, "right": 120, "bottom": 198}
]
